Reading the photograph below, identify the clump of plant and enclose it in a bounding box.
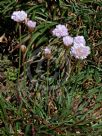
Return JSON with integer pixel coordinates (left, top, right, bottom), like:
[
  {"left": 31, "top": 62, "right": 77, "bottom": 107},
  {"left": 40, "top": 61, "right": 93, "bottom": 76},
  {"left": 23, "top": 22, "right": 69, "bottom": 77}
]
[
  {"left": 1, "top": 1, "right": 102, "bottom": 135},
  {"left": 10, "top": 10, "right": 91, "bottom": 83}
]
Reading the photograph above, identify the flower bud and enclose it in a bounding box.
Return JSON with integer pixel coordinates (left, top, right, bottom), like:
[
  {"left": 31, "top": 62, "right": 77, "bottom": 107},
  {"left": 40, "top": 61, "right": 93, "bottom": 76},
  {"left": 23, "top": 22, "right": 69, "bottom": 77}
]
[
  {"left": 20, "top": 45, "right": 26, "bottom": 53},
  {"left": 25, "top": 20, "right": 36, "bottom": 32},
  {"left": 44, "top": 47, "right": 51, "bottom": 59}
]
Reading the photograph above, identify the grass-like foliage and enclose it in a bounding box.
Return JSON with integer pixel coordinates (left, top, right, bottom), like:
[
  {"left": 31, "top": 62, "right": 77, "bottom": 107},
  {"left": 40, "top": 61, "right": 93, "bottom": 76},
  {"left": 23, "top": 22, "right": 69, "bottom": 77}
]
[{"left": 0, "top": 0, "right": 102, "bottom": 135}]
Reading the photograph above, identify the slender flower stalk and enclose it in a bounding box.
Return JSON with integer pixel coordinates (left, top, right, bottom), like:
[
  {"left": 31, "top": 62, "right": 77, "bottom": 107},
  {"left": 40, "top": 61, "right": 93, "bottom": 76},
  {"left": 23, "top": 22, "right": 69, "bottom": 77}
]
[
  {"left": 18, "top": 23, "right": 22, "bottom": 79},
  {"left": 46, "top": 59, "right": 50, "bottom": 114}
]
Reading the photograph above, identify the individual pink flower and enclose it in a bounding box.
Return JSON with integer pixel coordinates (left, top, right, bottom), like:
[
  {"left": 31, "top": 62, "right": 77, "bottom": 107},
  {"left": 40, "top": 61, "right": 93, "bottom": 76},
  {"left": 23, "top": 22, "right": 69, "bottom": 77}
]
[
  {"left": 52, "top": 24, "right": 68, "bottom": 38},
  {"left": 26, "top": 20, "right": 36, "bottom": 28},
  {"left": 63, "top": 36, "right": 73, "bottom": 46},
  {"left": 11, "top": 10, "right": 27, "bottom": 22},
  {"left": 26, "top": 20, "right": 36, "bottom": 32},
  {"left": 70, "top": 43, "right": 90, "bottom": 59},
  {"left": 74, "top": 36, "right": 86, "bottom": 46}
]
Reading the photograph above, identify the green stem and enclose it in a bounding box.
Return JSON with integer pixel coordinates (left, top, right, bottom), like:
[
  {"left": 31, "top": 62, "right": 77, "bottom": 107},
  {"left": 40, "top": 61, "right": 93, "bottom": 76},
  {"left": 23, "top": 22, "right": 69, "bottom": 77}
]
[
  {"left": 76, "top": 60, "right": 81, "bottom": 74},
  {"left": 46, "top": 59, "right": 49, "bottom": 114},
  {"left": 24, "top": 33, "right": 32, "bottom": 61},
  {"left": 18, "top": 23, "right": 22, "bottom": 80}
]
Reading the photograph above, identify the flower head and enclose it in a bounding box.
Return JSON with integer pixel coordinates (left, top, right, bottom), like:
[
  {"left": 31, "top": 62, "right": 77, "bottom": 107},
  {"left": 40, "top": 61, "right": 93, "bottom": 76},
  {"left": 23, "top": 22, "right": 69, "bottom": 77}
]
[
  {"left": 26, "top": 20, "right": 36, "bottom": 29},
  {"left": 26, "top": 20, "right": 36, "bottom": 32},
  {"left": 70, "top": 43, "right": 90, "bottom": 59},
  {"left": 63, "top": 36, "right": 73, "bottom": 47},
  {"left": 52, "top": 24, "right": 68, "bottom": 38},
  {"left": 11, "top": 10, "right": 27, "bottom": 22},
  {"left": 74, "top": 36, "right": 86, "bottom": 46}
]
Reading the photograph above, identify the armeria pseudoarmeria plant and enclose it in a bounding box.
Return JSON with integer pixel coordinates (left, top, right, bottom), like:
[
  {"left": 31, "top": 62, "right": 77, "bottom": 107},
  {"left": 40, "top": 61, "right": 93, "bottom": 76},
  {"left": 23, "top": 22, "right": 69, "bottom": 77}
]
[{"left": 11, "top": 10, "right": 37, "bottom": 77}]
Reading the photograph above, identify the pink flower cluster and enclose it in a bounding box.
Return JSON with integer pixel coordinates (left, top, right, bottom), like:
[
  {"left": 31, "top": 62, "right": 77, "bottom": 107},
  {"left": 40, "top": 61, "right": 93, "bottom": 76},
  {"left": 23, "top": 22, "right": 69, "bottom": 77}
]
[
  {"left": 11, "top": 10, "right": 36, "bottom": 32},
  {"left": 52, "top": 24, "right": 90, "bottom": 59},
  {"left": 11, "top": 10, "right": 27, "bottom": 22},
  {"left": 70, "top": 36, "right": 90, "bottom": 59},
  {"left": 52, "top": 24, "right": 68, "bottom": 38},
  {"left": 11, "top": 10, "right": 91, "bottom": 60},
  {"left": 26, "top": 20, "right": 36, "bottom": 29},
  {"left": 25, "top": 20, "right": 36, "bottom": 32},
  {"left": 63, "top": 36, "right": 73, "bottom": 46},
  {"left": 70, "top": 43, "right": 90, "bottom": 59},
  {"left": 74, "top": 36, "right": 86, "bottom": 46}
]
